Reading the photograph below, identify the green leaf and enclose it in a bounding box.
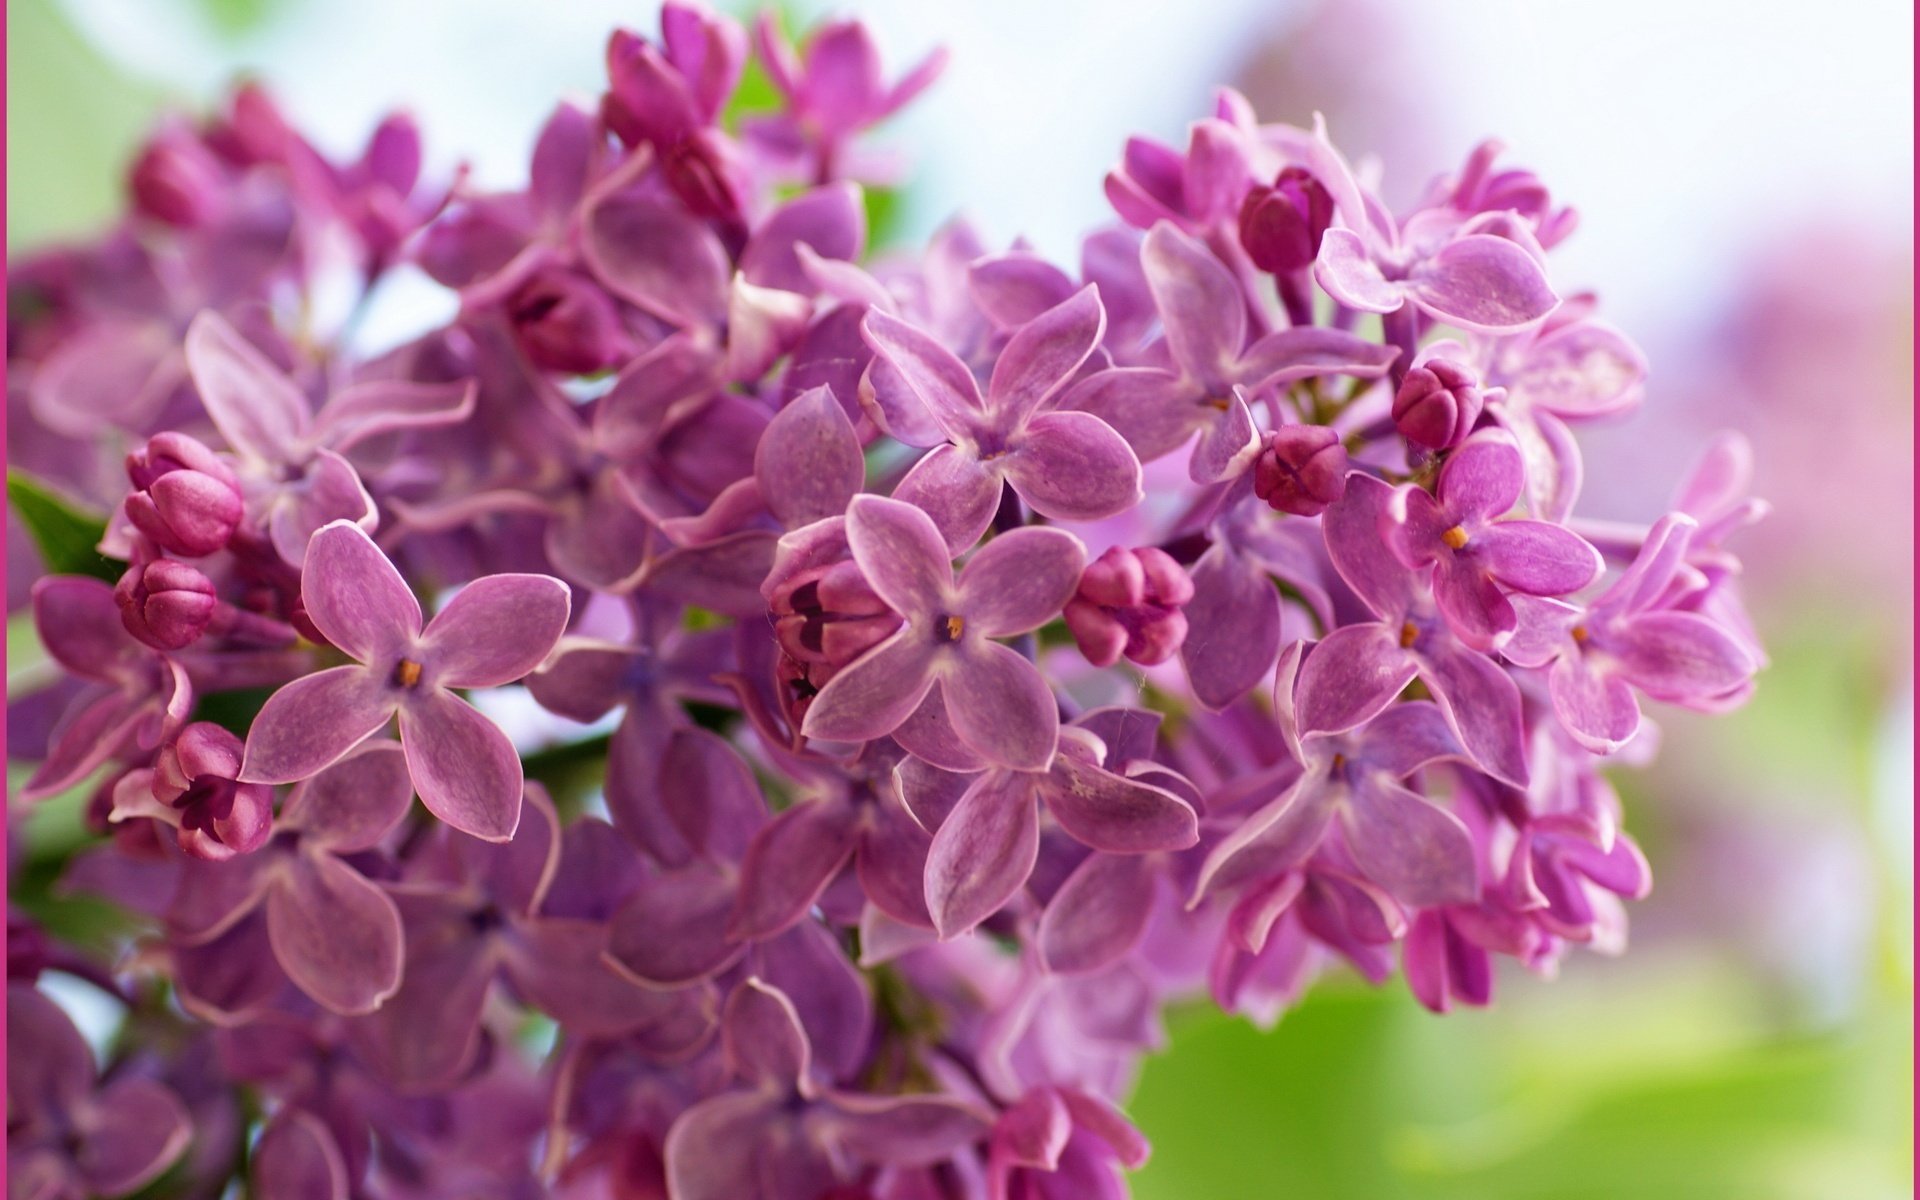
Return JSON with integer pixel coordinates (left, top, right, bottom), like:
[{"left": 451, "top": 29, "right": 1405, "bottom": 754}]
[{"left": 7, "top": 469, "right": 119, "bottom": 582}]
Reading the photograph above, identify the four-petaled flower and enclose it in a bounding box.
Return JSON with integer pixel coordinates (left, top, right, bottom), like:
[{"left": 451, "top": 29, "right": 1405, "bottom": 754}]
[
  {"left": 239, "top": 520, "right": 570, "bottom": 841},
  {"left": 800, "top": 495, "right": 1085, "bottom": 772}
]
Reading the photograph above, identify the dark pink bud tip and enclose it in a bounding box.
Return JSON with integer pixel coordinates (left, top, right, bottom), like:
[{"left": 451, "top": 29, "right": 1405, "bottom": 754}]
[
  {"left": 125, "top": 432, "right": 244, "bottom": 557},
  {"left": 116, "top": 559, "right": 218, "bottom": 651},
  {"left": 1393, "top": 359, "right": 1484, "bottom": 450},
  {"left": 1253, "top": 425, "right": 1348, "bottom": 517}
]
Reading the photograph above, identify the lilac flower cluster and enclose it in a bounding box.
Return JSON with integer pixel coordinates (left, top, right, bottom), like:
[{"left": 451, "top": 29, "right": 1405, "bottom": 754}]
[{"left": 7, "top": 7, "right": 1763, "bottom": 1198}]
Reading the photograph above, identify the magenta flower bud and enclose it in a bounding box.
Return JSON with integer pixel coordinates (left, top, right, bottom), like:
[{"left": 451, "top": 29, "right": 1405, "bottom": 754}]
[
  {"left": 115, "top": 559, "right": 218, "bottom": 651},
  {"left": 1065, "top": 546, "right": 1194, "bottom": 668},
  {"left": 127, "top": 129, "right": 225, "bottom": 228},
  {"left": 1238, "top": 167, "right": 1334, "bottom": 274},
  {"left": 125, "top": 432, "right": 244, "bottom": 557},
  {"left": 1393, "top": 358, "right": 1485, "bottom": 449},
  {"left": 153, "top": 722, "right": 273, "bottom": 860},
  {"left": 508, "top": 268, "right": 637, "bottom": 375},
  {"left": 1253, "top": 425, "right": 1349, "bottom": 517},
  {"left": 770, "top": 558, "right": 902, "bottom": 674}
]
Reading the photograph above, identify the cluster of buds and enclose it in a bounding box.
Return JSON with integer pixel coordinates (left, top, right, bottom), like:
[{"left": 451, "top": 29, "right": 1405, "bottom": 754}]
[{"left": 6, "top": 6, "right": 1759, "bottom": 1200}]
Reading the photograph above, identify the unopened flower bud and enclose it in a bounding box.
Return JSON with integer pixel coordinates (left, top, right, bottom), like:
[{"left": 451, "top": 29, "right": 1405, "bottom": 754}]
[
  {"left": 115, "top": 559, "right": 218, "bottom": 651},
  {"left": 770, "top": 558, "right": 902, "bottom": 673},
  {"left": 508, "top": 268, "right": 636, "bottom": 375},
  {"left": 1253, "top": 425, "right": 1348, "bottom": 517},
  {"left": 153, "top": 723, "right": 274, "bottom": 860},
  {"left": 1238, "top": 167, "right": 1334, "bottom": 274},
  {"left": 1393, "top": 359, "right": 1484, "bottom": 449},
  {"left": 1065, "top": 546, "right": 1194, "bottom": 668},
  {"left": 128, "top": 129, "right": 225, "bottom": 228},
  {"left": 125, "top": 432, "right": 244, "bottom": 557}
]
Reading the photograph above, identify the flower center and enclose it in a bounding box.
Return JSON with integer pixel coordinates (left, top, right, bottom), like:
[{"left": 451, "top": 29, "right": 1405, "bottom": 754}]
[
  {"left": 1570, "top": 625, "right": 1590, "bottom": 645},
  {"left": 1441, "top": 525, "right": 1470, "bottom": 550},
  {"left": 1399, "top": 620, "right": 1419, "bottom": 649},
  {"left": 936, "top": 614, "right": 965, "bottom": 643},
  {"left": 393, "top": 659, "right": 424, "bottom": 688}
]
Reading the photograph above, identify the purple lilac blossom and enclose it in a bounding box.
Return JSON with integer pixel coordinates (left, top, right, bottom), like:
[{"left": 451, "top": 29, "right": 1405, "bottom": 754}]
[{"left": 6, "top": 10, "right": 1763, "bottom": 1198}]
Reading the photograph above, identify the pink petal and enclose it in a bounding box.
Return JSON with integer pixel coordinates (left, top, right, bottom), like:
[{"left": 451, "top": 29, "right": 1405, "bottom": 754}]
[
  {"left": 942, "top": 641, "right": 1060, "bottom": 773},
  {"left": 985, "top": 285, "right": 1105, "bottom": 427},
  {"left": 419, "top": 573, "right": 572, "bottom": 688},
  {"left": 861, "top": 308, "right": 985, "bottom": 436},
  {"left": 1039, "top": 853, "right": 1158, "bottom": 974},
  {"left": 264, "top": 851, "right": 403, "bottom": 1015},
  {"left": 1407, "top": 234, "right": 1558, "bottom": 332},
  {"left": 240, "top": 666, "right": 395, "bottom": 785},
  {"left": 728, "top": 798, "right": 861, "bottom": 941},
  {"left": 891, "top": 443, "right": 1005, "bottom": 552},
  {"left": 300, "top": 521, "right": 422, "bottom": 663},
  {"left": 756, "top": 385, "right": 866, "bottom": 529},
  {"left": 801, "top": 627, "right": 940, "bottom": 745},
  {"left": 956, "top": 526, "right": 1086, "bottom": 638},
  {"left": 397, "top": 688, "right": 525, "bottom": 842},
  {"left": 251, "top": 1111, "right": 349, "bottom": 1200},
  {"left": 923, "top": 770, "right": 1040, "bottom": 938},
  {"left": 844, "top": 494, "right": 954, "bottom": 618},
  {"left": 1003, "top": 410, "right": 1144, "bottom": 523},
  {"left": 1340, "top": 777, "right": 1479, "bottom": 907},
  {"left": 280, "top": 739, "right": 413, "bottom": 853},
  {"left": 1141, "top": 221, "right": 1244, "bottom": 377},
  {"left": 1313, "top": 228, "right": 1403, "bottom": 314},
  {"left": 185, "top": 311, "right": 311, "bottom": 463},
  {"left": 1041, "top": 754, "right": 1197, "bottom": 853},
  {"left": 1060, "top": 367, "right": 1202, "bottom": 464}
]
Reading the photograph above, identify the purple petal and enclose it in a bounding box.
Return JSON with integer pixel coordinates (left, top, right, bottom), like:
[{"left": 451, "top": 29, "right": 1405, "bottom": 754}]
[
  {"left": 942, "top": 641, "right": 1060, "bottom": 772},
  {"left": 1188, "top": 390, "right": 1259, "bottom": 484},
  {"left": 545, "top": 474, "right": 654, "bottom": 590},
  {"left": 1041, "top": 753, "right": 1197, "bottom": 853},
  {"left": 891, "top": 688, "right": 992, "bottom": 773},
  {"left": 663, "top": 1092, "right": 803, "bottom": 1200},
  {"left": 985, "top": 285, "right": 1105, "bottom": 427},
  {"left": 77, "top": 1078, "right": 193, "bottom": 1196},
  {"left": 722, "top": 978, "right": 812, "bottom": 1093},
  {"left": 1436, "top": 431, "right": 1526, "bottom": 523},
  {"left": 524, "top": 638, "right": 635, "bottom": 722},
  {"left": 268, "top": 449, "right": 379, "bottom": 568},
  {"left": 31, "top": 576, "right": 144, "bottom": 683},
  {"left": 656, "top": 726, "right": 767, "bottom": 865},
  {"left": 823, "top": 1091, "right": 994, "bottom": 1167},
  {"left": 1061, "top": 367, "right": 1202, "bottom": 463},
  {"left": 861, "top": 308, "right": 984, "bottom": 435},
  {"left": 728, "top": 798, "right": 861, "bottom": 941},
  {"left": 502, "top": 919, "right": 681, "bottom": 1036},
  {"left": 740, "top": 182, "right": 866, "bottom": 293},
  {"left": 23, "top": 687, "right": 148, "bottom": 801},
  {"left": 1609, "top": 611, "right": 1756, "bottom": 702},
  {"left": 1407, "top": 234, "right": 1558, "bottom": 332},
  {"left": 1141, "top": 221, "right": 1244, "bottom": 377},
  {"left": 844, "top": 494, "right": 954, "bottom": 619},
  {"left": 280, "top": 739, "right": 413, "bottom": 852},
  {"left": 6, "top": 984, "right": 92, "bottom": 1120},
  {"left": 1193, "top": 775, "right": 1336, "bottom": 900},
  {"left": 1341, "top": 777, "right": 1478, "bottom": 907},
  {"left": 1235, "top": 327, "right": 1400, "bottom": 387},
  {"left": 1039, "top": 853, "right": 1158, "bottom": 974},
  {"left": 607, "top": 863, "right": 744, "bottom": 985},
  {"left": 583, "top": 194, "right": 729, "bottom": 327},
  {"left": 300, "top": 521, "right": 421, "bottom": 663},
  {"left": 419, "top": 573, "right": 571, "bottom": 688},
  {"left": 1506, "top": 319, "right": 1646, "bottom": 418},
  {"left": 397, "top": 688, "right": 524, "bottom": 842},
  {"left": 1417, "top": 637, "right": 1530, "bottom": 786},
  {"left": 801, "top": 628, "right": 940, "bottom": 745},
  {"left": 891, "top": 442, "right": 1005, "bottom": 552},
  {"left": 1313, "top": 228, "right": 1403, "bottom": 314},
  {"left": 968, "top": 253, "right": 1078, "bottom": 329},
  {"left": 1549, "top": 653, "right": 1642, "bottom": 753},
  {"left": 757, "top": 385, "right": 866, "bottom": 528},
  {"left": 1293, "top": 623, "right": 1418, "bottom": 737},
  {"left": 1179, "top": 543, "right": 1282, "bottom": 711},
  {"left": 859, "top": 352, "right": 951, "bottom": 448},
  {"left": 311, "top": 379, "right": 475, "bottom": 453},
  {"left": 264, "top": 851, "right": 403, "bottom": 1015},
  {"left": 185, "top": 311, "right": 310, "bottom": 463},
  {"left": 1473, "top": 520, "right": 1601, "bottom": 596},
  {"left": 240, "top": 666, "right": 395, "bottom": 784},
  {"left": 956, "top": 526, "right": 1086, "bottom": 637},
  {"left": 251, "top": 1111, "right": 348, "bottom": 1200},
  {"left": 1323, "top": 473, "right": 1416, "bottom": 620},
  {"left": 923, "top": 770, "right": 1040, "bottom": 938},
  {"left": 1003, "top": 410, "right": 1144, "bottom": 523},
  {"left": 345, "top": 893, "right": 492, "bottom": 1089},
  {"left": 1353, "top": 701, "right": 1468, "bottom": 778}
]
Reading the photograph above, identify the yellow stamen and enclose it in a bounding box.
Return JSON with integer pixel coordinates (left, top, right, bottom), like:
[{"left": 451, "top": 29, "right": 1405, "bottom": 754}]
[
  {"left": 943, "top": 615, "right": 965, "bottom": 641},
  {"left": 1441, "top": 525, "right": 1470, "bottom": 551},
  {"left": 394, "top": 659, "right": 424, "bottom": 687},
  {"left": 1399, "top": 621, "right": 1419, "bottom": 649}
]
